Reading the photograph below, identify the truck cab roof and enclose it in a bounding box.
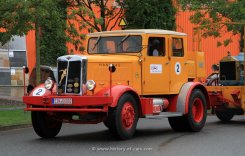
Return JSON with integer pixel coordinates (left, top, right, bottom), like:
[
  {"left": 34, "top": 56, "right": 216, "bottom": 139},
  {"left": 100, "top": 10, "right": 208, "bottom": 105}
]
[{"left": 88, "top": 29, "right": 187, "bottom": 36}]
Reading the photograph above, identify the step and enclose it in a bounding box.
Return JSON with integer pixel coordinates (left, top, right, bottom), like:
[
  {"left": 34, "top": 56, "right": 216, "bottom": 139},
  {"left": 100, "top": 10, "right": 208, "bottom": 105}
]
[{"left": 145, "top": 112, "right": 183, "bottom": 119}]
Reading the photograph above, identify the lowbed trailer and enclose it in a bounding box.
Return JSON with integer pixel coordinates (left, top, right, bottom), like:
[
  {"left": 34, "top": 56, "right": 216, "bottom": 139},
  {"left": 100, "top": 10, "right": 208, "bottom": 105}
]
[{"left": 206, "top": 52, "right": 245, "bottom": 121}]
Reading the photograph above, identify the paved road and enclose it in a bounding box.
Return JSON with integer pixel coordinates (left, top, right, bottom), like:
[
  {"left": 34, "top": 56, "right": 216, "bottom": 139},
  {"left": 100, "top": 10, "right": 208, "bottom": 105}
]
[{"left": 1, "top": 115, "right": 245, "bottom": 156}]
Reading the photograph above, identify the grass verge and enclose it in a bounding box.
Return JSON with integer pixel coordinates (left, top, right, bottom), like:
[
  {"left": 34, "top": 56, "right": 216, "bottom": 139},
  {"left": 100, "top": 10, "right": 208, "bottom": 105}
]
[{"left": 0, "top": 110, "right": 31, "bottom": 127}]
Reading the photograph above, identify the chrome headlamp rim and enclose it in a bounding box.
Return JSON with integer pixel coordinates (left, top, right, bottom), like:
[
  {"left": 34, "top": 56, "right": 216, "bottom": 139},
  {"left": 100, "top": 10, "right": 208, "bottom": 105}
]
[
  {"left": 44, "top": 77, "right": 54, "bottom": 90},
  {"left": 86, "top": 80, "right": 96, "bottom": 91}
]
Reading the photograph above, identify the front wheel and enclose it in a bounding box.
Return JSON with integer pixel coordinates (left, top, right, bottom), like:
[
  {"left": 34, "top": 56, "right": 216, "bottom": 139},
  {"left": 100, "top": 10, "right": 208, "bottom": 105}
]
[
  {"left": 108, "top": 93, "right": 138, "bottom": 140},
  {"left": 31, "top": 111, "right": 62, "bottom": 138}
]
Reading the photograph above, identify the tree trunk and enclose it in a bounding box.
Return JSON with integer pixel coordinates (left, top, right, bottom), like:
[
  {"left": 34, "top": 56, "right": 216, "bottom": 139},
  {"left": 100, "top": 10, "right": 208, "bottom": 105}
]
[{"left": 100, "top": 0, "right": 106, "bottom": 31}]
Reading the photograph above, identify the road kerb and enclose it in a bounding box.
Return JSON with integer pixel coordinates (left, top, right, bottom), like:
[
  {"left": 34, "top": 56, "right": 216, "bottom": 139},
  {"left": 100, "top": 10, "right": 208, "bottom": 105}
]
[{"left": 0, "top": 124, "right": 31, "bottom": 131}]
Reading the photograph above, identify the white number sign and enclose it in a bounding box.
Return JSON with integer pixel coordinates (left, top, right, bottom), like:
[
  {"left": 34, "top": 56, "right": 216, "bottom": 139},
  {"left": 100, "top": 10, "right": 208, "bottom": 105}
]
[
  {"left": 175, "top": 62, "right": 181, "bottom": 75},
  {"left": 32, "top": 88, "right": 46, "bottom": 96}
]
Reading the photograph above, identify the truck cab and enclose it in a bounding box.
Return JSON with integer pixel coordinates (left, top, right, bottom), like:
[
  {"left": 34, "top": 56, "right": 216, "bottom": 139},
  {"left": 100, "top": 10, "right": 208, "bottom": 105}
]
[{"left": 23, "top": 29, "right": 209, "bottom": 140}]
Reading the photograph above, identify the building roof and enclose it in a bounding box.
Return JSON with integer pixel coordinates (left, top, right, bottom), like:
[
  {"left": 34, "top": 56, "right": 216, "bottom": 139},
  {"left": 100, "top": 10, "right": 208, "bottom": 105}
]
[{"left": 88, "top": 29, "right": 187, "bottom": 36}]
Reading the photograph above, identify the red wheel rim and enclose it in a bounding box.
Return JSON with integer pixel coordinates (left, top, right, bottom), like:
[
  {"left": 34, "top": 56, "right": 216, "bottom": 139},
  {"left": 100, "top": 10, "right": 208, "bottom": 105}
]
[
  {"left": 121, "top": 102, "right": 135, "bottom": 130},
  {"left": 192, "top": 98, "right": 204, "bottom": 123}
]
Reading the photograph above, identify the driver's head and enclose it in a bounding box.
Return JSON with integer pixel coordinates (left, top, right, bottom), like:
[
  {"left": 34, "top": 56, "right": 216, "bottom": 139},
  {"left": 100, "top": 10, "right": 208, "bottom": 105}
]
[{"left": 152, "top": 39, "right": 160, "bottom": 47}]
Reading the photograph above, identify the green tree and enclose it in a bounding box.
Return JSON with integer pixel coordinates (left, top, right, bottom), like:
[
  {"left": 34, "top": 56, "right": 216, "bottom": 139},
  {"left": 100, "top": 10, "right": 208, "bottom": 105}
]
[
  {"left": 125, "top": 0, "right": 176, "bottom": 30},
  {"left": 39, "top": 1, "right": 67, "bottom": 66},
  {"left": 0, "top": 0, "right": 67, "bottom": 83},
  {"left": 178, "top": 0, "right": 245, "bottom": 49},
  {"left": 66, "top": 0, "right": 125, "bottom": 53}
]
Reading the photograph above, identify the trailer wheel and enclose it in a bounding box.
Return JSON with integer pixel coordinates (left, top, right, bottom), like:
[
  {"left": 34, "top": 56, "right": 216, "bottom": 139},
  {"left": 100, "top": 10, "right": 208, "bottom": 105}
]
[
  {"left": 215, "top": 109, "right": 234, "bottom": 122},
  {"left": 31, "top": 111, "right": 62, "bottom": 138},
  {"left": 108, "top": 93, "right": 138, "bottom": 140},
  {"left": 168, "top": 89, "right": 207, "bottom": 132}
]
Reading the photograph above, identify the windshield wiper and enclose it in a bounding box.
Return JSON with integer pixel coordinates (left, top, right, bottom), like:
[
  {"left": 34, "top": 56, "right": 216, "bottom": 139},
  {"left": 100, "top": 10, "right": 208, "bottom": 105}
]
[
  {"left": 117, "top": 35, "right": 130, "bottom": 48},
  {"left": 92, "top": 36, "right": 101, "bottom": 51}
]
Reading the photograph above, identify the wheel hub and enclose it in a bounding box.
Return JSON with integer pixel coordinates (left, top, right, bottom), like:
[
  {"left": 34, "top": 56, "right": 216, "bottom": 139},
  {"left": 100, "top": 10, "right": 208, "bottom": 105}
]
[
  {"left": 192, "top": 98, "right": 204, "bottom": 123},
  {"left": 121, "top": 102, "right": 135, "bottom": 129}
]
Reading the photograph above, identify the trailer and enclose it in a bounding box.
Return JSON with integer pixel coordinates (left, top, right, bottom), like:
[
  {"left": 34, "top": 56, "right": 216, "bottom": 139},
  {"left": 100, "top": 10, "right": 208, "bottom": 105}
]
[{"left": 206, "top": 52, "right": 245, "bottom": 121}]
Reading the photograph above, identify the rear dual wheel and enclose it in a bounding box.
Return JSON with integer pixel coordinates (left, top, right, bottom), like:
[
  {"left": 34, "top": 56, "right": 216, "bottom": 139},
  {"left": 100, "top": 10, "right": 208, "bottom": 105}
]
[{"left": 168, "top": 89, "right": 207, "bottom": 132}]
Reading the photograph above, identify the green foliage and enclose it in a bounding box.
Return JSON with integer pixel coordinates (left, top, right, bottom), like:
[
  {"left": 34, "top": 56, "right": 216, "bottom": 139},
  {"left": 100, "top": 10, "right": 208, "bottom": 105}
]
[
  {"left": 0, "top": 0, "right": 67, "bottom": 66},
  {"left": 66, "top": 0, "right": 125, "bottom": 53},
  {"left": 39, "top": 1, "right": 67, "bottom": 66},
  {"left": 0, "top": 0, "right": 33, "bottom": 44},
  {"left": 125, "top": 0, "right": 176, "bottom": 30},
  {"left": 178, "top": 0, "right": 245, "bottom": 48}
]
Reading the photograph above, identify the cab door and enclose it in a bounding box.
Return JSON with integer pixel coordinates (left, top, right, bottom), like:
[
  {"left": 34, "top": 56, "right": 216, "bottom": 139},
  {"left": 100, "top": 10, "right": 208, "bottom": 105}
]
[
  {"left": 169, "top": 36, "right": 188, "bottom": 93},
  {"left": 142, "top": 35, "right": 170, "bottom": 95}
]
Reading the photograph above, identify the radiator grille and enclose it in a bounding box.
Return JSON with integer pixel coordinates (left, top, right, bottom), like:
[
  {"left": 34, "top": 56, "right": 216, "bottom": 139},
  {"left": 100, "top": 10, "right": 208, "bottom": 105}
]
[{"left": 57, "top": 55, "right": 87, "bottom": 95}]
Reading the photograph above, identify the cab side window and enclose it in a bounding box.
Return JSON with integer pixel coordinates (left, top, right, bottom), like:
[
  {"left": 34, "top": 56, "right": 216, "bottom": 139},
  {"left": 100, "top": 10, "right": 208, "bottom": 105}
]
[
  {"left": 148, "top": 37, "right": 165, "bottom": 56},
  {"left": 172, "top": 38, "right": 184, "bottom": 57}
]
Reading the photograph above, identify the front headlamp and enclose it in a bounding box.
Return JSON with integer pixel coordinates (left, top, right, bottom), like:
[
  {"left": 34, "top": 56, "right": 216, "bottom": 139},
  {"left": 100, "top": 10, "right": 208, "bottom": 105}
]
[
  {"left": 86, "top": 80, "right": 96, "bottom": 91},
  {"left": 44, "top": 77, "right": 54, "bottom": 90}
]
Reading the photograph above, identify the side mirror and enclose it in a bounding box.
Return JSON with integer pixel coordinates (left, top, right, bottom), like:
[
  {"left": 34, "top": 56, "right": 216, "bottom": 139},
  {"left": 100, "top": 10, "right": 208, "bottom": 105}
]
[{"left": 23, "top": 66, "right": 29, "bottom": 74}]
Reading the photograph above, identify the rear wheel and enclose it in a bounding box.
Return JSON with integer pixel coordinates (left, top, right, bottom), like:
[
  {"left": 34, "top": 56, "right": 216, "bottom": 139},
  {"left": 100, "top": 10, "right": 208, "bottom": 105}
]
[
  {"left": 108, "top": 93, "right": 138, "bottom": 140},
  {"left": 168, "top": 89, "right": 207, "bottom": 132},
  {"left": 187, "top": 89, "right": 207, "bottom": 131},
  {"left": 31, "top": 111, "right": 62, "bottom": 138},
  {"left": 215, "top": 109, "right": 234, "bottom": 122}
]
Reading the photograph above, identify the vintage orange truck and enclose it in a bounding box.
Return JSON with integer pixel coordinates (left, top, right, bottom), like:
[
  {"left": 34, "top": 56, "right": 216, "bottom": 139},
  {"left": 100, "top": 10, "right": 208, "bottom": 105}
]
[{"left": 23, "top": 29, "right": 210, "bottom": 140}]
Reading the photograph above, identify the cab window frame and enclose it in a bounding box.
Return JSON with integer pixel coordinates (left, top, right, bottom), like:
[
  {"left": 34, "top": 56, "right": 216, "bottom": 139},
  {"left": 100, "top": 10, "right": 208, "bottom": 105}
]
[
  {"left": 147, "top": 37, "right": 166, "bottom": 57},
  {"left": 172, "top": 38, "right": 184, "bottom": 57}
]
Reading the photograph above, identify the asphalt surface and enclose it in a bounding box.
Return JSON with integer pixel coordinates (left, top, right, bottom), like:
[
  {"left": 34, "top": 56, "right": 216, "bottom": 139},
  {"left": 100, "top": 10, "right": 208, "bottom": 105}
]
[{"left": 1, "top": 115, "right": 245, "bottom": 156}]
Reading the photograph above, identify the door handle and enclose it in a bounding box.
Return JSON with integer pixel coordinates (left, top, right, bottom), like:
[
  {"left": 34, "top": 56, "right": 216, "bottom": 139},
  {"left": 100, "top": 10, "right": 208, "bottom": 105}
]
[{"left": 165, "top": 62, "right": 170, "bottom": 65}]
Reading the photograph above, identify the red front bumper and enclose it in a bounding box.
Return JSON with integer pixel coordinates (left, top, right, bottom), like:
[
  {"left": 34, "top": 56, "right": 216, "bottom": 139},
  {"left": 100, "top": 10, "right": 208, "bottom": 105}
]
[{"left": 23, "top": 95, "right": 113, "bottom": 113}]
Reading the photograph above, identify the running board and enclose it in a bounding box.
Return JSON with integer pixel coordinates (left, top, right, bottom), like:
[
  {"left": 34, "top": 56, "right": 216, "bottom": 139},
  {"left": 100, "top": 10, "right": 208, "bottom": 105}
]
[{"left": 145, "top": 112, "right": 183, "bottom": 119}]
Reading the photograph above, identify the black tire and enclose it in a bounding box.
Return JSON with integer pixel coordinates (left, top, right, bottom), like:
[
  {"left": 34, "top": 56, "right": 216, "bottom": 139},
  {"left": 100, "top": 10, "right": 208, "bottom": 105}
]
[
  {"left": 103, "top": 121, "right": 110, "bottom": 129},
  {"left": 31, "top": 111, "right": 62, "bottom": 138},
  {"left": 215, "top": 109, "right": 234, "bottom": 122},
  {"left": 168, "top": 89, "right": 207, "bottom": 132},
  {"left": 108, "top": 93, "right": 138, "bottom": 140},
  {"left": 168, "top": 116, "right": 189, "bottom": 131}
]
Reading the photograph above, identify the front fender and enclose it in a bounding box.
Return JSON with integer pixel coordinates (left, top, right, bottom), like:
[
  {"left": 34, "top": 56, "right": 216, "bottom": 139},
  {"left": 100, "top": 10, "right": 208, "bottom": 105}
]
[
  {"left": 29, "top": 83, "right": 57, "bottom": 97},
  {"left": 95, "top": 85, "right": 139, "bottom": 107}
]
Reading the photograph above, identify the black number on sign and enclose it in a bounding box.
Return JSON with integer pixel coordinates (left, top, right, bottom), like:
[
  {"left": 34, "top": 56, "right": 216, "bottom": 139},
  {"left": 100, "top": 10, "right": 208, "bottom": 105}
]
[
  {"left": 176, "top": 64, "right": 180, "bottom": 73},
  {"left": 36, "top": 89, "right": 43, "bottom": 95}
]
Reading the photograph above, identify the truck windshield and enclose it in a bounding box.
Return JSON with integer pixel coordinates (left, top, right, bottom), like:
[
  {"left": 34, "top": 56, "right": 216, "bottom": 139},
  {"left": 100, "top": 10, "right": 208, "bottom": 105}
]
[{"left": 88, "top": 35, "right": 142, "bottom": 54}]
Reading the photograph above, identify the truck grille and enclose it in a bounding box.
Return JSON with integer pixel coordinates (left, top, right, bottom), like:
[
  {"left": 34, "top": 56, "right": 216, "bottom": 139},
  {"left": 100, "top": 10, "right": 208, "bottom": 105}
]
[
  {"left": 220, "top": 61, "right": 236, "bottom": 80},
  {"left": 57, "top": 55, "right": 87, "bottom": 95}
]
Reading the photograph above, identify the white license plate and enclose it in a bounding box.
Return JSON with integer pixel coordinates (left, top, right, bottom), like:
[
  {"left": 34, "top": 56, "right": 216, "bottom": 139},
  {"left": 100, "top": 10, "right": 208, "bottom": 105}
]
[{"left": 52, "top": 98, "right": 72, "bottom": 104}]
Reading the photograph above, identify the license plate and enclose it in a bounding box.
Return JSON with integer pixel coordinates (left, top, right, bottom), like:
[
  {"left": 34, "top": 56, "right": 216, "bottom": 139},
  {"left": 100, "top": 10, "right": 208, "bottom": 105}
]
[{"left": 52, "top": 98, "right": 72, "bottom": 104}]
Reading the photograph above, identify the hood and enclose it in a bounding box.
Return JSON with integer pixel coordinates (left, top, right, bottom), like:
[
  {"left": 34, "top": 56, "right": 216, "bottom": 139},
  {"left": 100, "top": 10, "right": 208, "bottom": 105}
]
[{"left": 85, "top": 54, "right": 141, "bottom": 93}]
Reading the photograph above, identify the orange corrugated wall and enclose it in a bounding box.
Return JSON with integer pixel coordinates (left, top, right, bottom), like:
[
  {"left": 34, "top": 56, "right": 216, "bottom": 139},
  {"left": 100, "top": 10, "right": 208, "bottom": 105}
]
[
  {"left": 26, "top": 30, "right": 36, "bottom": 73},
  {"left": 176, "top": 11, "right": 240, "bottom": 75},
  {"left": 26, "top": 10, "right": 241, "bottom": 75}
]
